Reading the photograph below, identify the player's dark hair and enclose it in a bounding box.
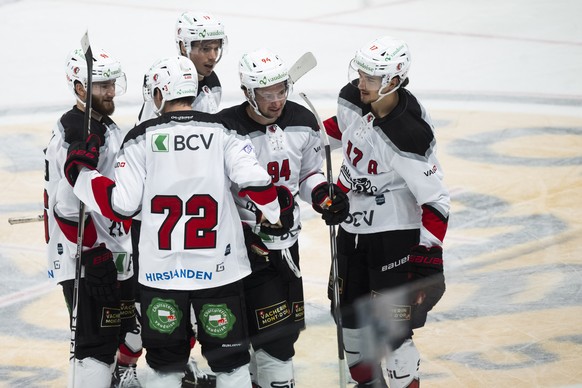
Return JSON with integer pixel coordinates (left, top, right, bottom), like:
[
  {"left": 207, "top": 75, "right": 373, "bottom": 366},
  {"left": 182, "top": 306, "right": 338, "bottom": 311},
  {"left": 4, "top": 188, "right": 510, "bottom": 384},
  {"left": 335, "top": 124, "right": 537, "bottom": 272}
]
[{"left": 173, "top": 96, "right": 196, "bottom": 106}]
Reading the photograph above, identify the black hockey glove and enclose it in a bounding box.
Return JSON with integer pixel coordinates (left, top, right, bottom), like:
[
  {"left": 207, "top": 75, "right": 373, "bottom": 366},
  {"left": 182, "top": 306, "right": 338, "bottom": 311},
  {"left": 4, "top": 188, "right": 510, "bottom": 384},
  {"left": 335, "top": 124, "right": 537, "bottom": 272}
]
[
  {"left": 64, "top": 133, "right": 101, "bottom": 187},
  {"left": 311, "top": 183, "right": 350, "bottom": 225},
  {"left": 259, "top": 185, "right": 295, "bottom": 236},
  {"left": 242, "top": 223, "right": 270, "bottom": 272},
  {"left": 82, "top": 244, "right": 119, "bottom": 303},
  {"left": 407, "top": 245, "right": 445, "bottom": 308}
]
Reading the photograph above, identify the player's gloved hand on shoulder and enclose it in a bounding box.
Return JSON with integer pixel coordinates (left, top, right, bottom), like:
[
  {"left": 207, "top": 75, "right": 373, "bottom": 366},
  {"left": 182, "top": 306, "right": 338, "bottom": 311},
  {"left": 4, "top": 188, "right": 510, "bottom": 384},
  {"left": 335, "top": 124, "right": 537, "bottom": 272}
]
[
  {"left": 242, "top": 223, "right": 270, "bottom": 272},
  {"left": 407, "top": 245, "right": 445, "bottom": 306},
  {"left": 64, "top": 133, "right": 101, "bottom": 186},
  {"left": 82, "top": 243, "right": 119, "bottom": 303},
  {"left": 311, "top": 183, "right": 350, "bottom": 225},
  {"left": 258, "top": 185, "right": 295, "bottom": 236}
]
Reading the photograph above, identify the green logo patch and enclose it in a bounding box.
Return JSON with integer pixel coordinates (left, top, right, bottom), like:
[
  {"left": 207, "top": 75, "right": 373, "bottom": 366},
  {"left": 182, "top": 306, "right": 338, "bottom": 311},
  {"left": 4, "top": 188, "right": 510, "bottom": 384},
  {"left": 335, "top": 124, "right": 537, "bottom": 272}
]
[
  {"left": 113, "top": 252, "right": 126, "bottom": 273},
  {"left": 146, "top": 297, "right": 182, "bottom": 334},
  {"left": 152, "top": 133, "right": 169, "bottom": 152},
  {"left": 199, "top": 303, "right": 236, "bottom": 338}
]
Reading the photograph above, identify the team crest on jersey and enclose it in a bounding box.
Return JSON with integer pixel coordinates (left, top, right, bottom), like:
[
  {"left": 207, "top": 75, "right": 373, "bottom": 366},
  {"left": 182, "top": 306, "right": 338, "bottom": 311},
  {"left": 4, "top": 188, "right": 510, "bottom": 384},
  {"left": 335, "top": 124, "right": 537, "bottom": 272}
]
[
  {"left": 152, "top": 133, "right": 169, "bottom": 152},
  {"left": 146, "top": 297, "right": 183, "bottom": 334},
  {"left": 266, "top": 124, "right": 284, "bottom": 151},
  {"left": 340, "top": 165, "right": 377, "bottom": 194},
  {"left": 199, "top": 303, "right": 236, "bottom": 338}
]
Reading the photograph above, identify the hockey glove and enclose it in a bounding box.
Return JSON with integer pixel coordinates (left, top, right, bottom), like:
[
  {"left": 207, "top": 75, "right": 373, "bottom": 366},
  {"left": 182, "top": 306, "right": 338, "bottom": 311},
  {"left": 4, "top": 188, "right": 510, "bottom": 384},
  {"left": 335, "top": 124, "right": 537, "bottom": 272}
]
[
  {"left": 407, "top": 245, "right": 445, "bottom": 308},
  {"left": 242, "top": 223, "right": 270, "bottom": 272},
  {"left": 64, "top": 133, "right": 101, "bottom": 186},
  {"left": 311, "top": 183, "right": 350, "bottom": 225},
  {"left": 259, "top": 185, "right": 295, "bottom": 236},
  {"left": 82, "top": 244, "right": 119, "bottom": 303}
]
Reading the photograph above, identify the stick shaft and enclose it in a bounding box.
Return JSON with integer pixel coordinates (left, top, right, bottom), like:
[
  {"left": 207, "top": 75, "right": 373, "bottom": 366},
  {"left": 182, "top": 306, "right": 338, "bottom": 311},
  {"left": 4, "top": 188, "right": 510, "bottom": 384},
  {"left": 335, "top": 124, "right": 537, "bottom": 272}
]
[
  {"left": 299, "top": 92, "right": 347, "bottom": 388},
  {"left": 70, "top": 31, "right": 93, "bottom": 381}
]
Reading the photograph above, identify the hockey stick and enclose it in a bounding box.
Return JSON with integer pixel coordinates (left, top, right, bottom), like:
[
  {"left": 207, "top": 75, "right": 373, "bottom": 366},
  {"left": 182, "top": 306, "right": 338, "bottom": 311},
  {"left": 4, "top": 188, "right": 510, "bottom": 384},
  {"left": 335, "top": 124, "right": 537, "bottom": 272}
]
[
  {"left": 288, "top": 52, "right": 317, "bottom": 84},
  {"left": 299, "top": 92, "right": 347, "bottom": 388},
  {"left": 8, "top": 214, "right": 44, "bottom": 225},
  {"left": 70, "top": 31, "right": 93, "bottom": 382}
]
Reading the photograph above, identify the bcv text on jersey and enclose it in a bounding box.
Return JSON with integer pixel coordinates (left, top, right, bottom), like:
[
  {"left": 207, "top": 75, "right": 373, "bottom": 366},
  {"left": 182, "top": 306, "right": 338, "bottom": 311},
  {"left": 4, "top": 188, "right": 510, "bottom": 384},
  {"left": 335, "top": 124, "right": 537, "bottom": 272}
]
[{"left": 151, "top": 133, "right": 214, "bottom": 152}]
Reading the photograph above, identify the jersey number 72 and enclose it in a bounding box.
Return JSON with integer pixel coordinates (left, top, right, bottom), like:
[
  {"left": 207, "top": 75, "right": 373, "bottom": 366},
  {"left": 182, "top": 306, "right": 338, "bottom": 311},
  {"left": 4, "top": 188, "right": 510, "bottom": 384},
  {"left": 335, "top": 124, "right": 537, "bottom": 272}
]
[{"left": 151, "top": 194, "right": 218, "bottom": 250}]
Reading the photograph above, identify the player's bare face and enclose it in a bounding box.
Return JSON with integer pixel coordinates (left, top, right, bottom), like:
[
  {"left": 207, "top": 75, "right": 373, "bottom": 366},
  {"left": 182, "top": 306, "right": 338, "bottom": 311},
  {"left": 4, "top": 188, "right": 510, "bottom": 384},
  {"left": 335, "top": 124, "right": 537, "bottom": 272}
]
[
  {"left": 190, "top": 40, "right": 223, "bottom": 78},
  {"left": 357, "top": 71, "right": 383, "bottom": 104},
  {"left": 92, "top": 81, "right": 116, "bottom": 116},
  {"left": 255, "top": 82, "right": 288, "bottom": 120}
]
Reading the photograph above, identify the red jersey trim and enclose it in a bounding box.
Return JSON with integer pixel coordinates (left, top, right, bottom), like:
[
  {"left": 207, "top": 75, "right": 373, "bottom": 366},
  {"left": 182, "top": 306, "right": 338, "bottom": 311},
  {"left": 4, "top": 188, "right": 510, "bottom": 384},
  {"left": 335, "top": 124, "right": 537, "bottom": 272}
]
[{"left": 422, "top": 204, "right": 448, "bottom": 242}]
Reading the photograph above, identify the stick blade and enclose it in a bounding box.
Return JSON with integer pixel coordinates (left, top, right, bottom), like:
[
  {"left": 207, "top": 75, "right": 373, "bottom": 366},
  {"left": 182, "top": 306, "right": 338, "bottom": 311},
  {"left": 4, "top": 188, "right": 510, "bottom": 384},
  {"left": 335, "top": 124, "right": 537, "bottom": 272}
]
[
  {"left": 8, "top": 214, "right": 44, "bottom": 225},
  {"left": 81, "top": 31, "right": 91, "bottom": 57},
  {"left": 288, "top": 52, "right": 317, "bottom": 84}
]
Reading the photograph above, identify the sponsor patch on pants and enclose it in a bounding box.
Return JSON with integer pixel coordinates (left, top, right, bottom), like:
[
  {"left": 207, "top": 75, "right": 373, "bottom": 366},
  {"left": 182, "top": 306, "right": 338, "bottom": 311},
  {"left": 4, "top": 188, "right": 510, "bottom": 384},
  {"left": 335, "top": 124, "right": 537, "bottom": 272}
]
[
  {"left": 255, "top": 300, "right": 291, "bottom": 330},
  {"left": 100, "top": 307, "right": 121, "bottom": 328},
  {"left": 146, "top": 297, "right": 183, "bottom": 334},
  {"left": 199, "top": 303, "right": 236, "bottom": 339}
]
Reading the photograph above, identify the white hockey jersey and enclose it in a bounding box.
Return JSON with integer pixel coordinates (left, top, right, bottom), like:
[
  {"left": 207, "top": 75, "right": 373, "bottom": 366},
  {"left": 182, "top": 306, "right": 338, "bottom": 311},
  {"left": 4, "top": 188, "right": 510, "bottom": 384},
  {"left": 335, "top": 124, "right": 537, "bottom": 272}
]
[
  {"left": 326, "top": 85, "right": 450, "bottom": 247},
  {"left": 73, "top": 110, "right": 281, "bottom": 291},
  {"left": 44, "top": 106, "right": 133, "bottom": 284},
  {"left": 137, "top": 72, "right": 222, "bottom": 124},
  {"left": 219, "top": 101, "right": 327, "bottom": 250}
]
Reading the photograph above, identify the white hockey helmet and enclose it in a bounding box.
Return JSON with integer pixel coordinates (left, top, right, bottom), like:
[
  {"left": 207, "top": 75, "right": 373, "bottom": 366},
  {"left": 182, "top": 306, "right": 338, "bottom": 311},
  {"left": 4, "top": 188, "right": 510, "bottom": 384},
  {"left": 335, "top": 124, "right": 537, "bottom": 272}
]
[
  {"left": 239, "top": 48, "right": 291, "bottom": 116},
  {"left": 142, "top": 56, "right": 198, "bottom": 115},
  {"left": 65, "top": 47, "right": 127, "bottom": 97},
  {"left": 175, "top": 11, "right": 227, "bottom": 57},
  {"left": 349, "top": 36, "right": 411, "bottom": 96},
  {"left": 239, "top": 48, "right": 289, "bottom": 90}
]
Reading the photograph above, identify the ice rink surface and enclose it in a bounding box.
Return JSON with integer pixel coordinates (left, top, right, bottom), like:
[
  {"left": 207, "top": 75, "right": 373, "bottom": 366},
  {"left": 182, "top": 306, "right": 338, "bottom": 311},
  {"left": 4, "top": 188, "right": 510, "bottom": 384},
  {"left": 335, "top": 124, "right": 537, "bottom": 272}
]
[{"left": 0, "top": 0, "right": 581, "bottom": 386}]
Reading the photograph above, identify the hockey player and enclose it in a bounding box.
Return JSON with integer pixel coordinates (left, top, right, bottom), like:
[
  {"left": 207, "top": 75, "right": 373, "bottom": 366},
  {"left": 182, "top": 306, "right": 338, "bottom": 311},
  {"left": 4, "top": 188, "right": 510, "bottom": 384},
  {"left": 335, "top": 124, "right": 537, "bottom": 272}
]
[
  {"left": 323, "top": 36, "right": 450, "bottom": 387},
  {"left": 44, "top": 48, "right": 136, "bottom": 387},
  {"left": 64, "top": 55, "right": 294, "bottom": 388},
  {"left": 128, "top": 11, "right": 228, "bottom": 387},
  {"left": 219, "top": 48, "right": 350, "bottom": 388},
  {"left": 137, "top": 11, "right": 226, "bottom": 122}
]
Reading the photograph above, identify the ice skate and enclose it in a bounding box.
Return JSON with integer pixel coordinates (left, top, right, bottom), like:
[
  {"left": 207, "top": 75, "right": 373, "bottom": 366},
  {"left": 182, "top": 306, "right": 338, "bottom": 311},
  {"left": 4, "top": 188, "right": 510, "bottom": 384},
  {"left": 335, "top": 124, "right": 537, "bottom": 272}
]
[
  {"left": 111, "top": 363, "right": 142, "bottom": 388},
  {"left": 182, "top": 358, "right": 216, "bottom": 388}
]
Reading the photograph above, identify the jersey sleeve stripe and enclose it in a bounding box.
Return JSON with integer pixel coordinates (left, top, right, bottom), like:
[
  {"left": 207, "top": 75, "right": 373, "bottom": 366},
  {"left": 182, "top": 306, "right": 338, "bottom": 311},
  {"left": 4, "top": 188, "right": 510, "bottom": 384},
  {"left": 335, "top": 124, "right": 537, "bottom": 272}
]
[
  {"left": 336, "top": 179, "right": 350, "bottom": 194},
  {"left": 90, "top": 176, "right": 126, "bottom": 222},
  {"left": 324, "top": 116, "right": 342, "bottom": 141},
  {"left": 238, "top": 183, "right": 277, "bottom": 205},
  {"left": 421, "top": 204, "right": 448, "bottom": 243},
  {"left": 53, "top": 210, "right": 97, "bottom": 248}
]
